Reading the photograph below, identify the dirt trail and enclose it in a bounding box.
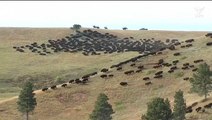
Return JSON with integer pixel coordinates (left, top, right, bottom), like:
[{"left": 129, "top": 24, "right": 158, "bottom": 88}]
[{"left": 0, "top": 90, "right": 42, "bottom": 104}]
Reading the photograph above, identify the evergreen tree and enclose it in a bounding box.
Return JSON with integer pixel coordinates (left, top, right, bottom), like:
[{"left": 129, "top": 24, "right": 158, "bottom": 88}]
[
  {"left": 17, "top": 81, "right": 37, "bottom": 120},
  {"left": 122, "top": 27, "right": 127, "bottom": 30},
  {"left": 72, "top": 24, "right": 81, "bottom": 31},
  {"left": 89, "top": 93, "right": 114, "bottom": 120},
  {"left": 145, "top": 97, "right": 172, "bottom": 120},
  {"left": 190, "top": 63, "right": 212, "bottom": 99},
  {"left": 173, "top": 90, "right": 186, "bottom": 120}
]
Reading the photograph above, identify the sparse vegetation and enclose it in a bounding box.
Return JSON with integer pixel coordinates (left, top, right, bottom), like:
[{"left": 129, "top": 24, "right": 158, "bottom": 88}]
[
  {"left": 180, "top": 56, "right": 187, "bottom": 60},
  {"left": 146, "top": 70, "right": 156, "bottom": 75},
  {"left": 115, "top": 101, "right": 126, "bottom": 111},
  {"left": 174, "top": 72, "right": 184, "bottom": 78}
]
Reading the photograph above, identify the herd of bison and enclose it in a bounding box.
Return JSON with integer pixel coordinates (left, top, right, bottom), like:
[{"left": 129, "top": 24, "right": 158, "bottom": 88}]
[
  {"left": 13, "top": 29, "right": 179, "bottom": 55},
  {"left": 14, "top": 30, "right": 212, "bottom": 114}
]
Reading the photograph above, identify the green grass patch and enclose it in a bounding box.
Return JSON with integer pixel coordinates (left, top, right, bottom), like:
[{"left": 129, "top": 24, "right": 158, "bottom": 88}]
[
  {"left": 114, "top": 101, "right": 126, "bottom": 111},
  {"left": 146, "top": 70, "right": 156, "bottom": 75},
  {"left": 174, "top": 72, "right": 184, "bottom": 78},
  {"left": 153, "top": 85, "right": 164, "bottom": 91},
  {"left": 180, "top": 56, "right": 187, "bottom": 60}
]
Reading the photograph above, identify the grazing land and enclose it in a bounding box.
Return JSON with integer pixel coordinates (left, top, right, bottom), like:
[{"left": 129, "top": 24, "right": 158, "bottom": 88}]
[{"left": 0, "top": 27, "right": 211, "bottom": 120}]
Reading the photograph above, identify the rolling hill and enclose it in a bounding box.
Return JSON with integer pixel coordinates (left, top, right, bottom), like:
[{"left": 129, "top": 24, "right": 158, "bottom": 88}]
[{"left": 0, "top": 27, "right": 211, "bottom": 120}]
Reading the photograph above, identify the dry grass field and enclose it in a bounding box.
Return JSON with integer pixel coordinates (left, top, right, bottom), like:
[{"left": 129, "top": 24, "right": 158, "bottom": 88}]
[{"left": 0, "top": 27, "right": 211, "bottom": 120}]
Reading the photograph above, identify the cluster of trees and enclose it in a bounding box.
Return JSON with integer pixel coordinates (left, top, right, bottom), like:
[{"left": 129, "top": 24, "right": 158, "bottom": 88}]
[
  {"left": 142, "top": 90, "right": 186, "bottom": 120},
  {"left": 17, "top": 62, "right": 212, "bottom": 120}
]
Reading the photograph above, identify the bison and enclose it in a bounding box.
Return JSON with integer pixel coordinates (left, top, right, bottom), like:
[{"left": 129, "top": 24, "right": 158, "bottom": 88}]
[
  {"left": 155, "top": 71, "right": 163, "bottom": 76},
  {"left": 100, "top": 74, "right": 107, "bottom": 78},
  {"left": 206, "top": 42, "right": 212, "bottom": 46},
  {"left": 145, "top": 81, "right": 152, "bottom": 85},
  {"left": 51, "top": 85, "right": 57, "bottom": 89},
  {"left": 101, "top": 68, "right": 109, "bottom": 72},
  {"left": 183, "top": 77, "right": 190, "bottom": 81},
  {"left": 196, "top": 107, "right": 202, "bottom": 112},
  {"left": 154, "top": 74, "right": 163, "bottom": 78},
  {"left": 120, "top": 82, "right": 128, "bottom": 86},
  {"left": 173, "top": 52, "right": 180, "bottom": 56},
  {"left": 61, "top": 83, "right": 67, "bottom": 87},
  {"left": 124, "top": 70, "right": 134, "bottom": 75},
  {"left": 42, "top": 87, "right": 48, "bottom": 91},
  {"left": 143, "top": 77, "right": 150, "bottom": 81},
  {"left": 69, "top": 79, "right": 75, "bottom": 83}
]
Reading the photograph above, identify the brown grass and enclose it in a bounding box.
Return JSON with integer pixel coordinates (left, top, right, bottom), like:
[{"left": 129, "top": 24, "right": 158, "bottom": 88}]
[{"left": 0, "top": 28, "right": 211, "bottom": 120}]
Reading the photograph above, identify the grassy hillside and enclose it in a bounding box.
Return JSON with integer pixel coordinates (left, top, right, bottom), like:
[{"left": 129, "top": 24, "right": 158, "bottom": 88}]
[{"left": 0, "top": 28, "right": 211, "bottom": 120}]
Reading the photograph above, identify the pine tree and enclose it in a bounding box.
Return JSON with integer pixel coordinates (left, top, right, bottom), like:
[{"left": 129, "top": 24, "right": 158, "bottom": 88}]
[
  {"left": 190, "top": 63, "right": 212, "bottom": 99},
  {"left": 89, "top": 93, "right": 114, "bottom": 120},
  {"left": 173, "top": 90, "right": 186, "bottom": 120},
  {"left": 17, "top": 81, "right": 37, "bottom": 120},
  {"left": 145, "top": 97, "right": 172, "bottom": 120},
  {"left": 72, "top": 24, "right": 81, "bottom": 31}
]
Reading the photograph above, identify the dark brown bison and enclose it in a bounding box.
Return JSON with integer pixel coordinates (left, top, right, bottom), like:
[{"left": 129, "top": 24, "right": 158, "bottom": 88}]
[
  {"left": 185, "top": 39, "right": 194, "bottom": 43},
  {"left": 154, "top": 74, "right": 163, "bottom": 78},
  {"left": 120, "top": 82, "right": 128, "bottom": 86},
  {"left": 183, "top": 77, "right": 190, "bottom": 81},
  {"left": 182, "top": 66, "right": 189, "bottom": 70},
  {"left": 61, "top": 83, "right": 67, "bottom": 87},
  {"left": 137, "top": 65, "right": 144, "bottom": 69},
  {"left": 196, "top": 107, "right": 202, "bottom": 112},
  {"left": 136, "top": 69, "right": 142, "bottom": 73},
  {"left": 124, "top": 70, "right": 134, "bottom": 75},
  {"left": 153, "top": 65, "right": 162, "bottom": 69},
  {"left": 108, "top": 74, "right": 114, "bottom": 77},
  {"left": 100, "top": 74, "right": 107, "bottom": 78},
  {"left": 42, "top": 87, "right": 48, "bottom": 91},
  {"left": 155, "top": 71, "right": 163, "bottom": 76},
  {"left": 194, "top": 59, "right": 204, "bottom": 63},
  {"left": 69, "top": 79, "right": 75, "bottom": 83},
  {"left": 168, "top": 45, "right": 175, "bottom": 50},
  {"left": 101, "top": 68, "right": 109, "bottom": 72},
  {"left": 206, "top": 42, "right": 212, "bottom": 46},
  {"left": 183, "top": 63, "right": 189, "bottom": 66},
  {"left": 172, "top": 60, "right": 179, "bottom": 64},
  {"left": 205, "top": 33, "right": 212, "bottom": 37},
  {"left": 192, "top": 68, "right": 198, "bottom": 72},
  {"left": 51, "top": 85, "right": 57, "bottom": 89},
  {"left": 143, "top": 77, "right": 150, "bottom": 81},
  {"left": 173, "top": 52, "right": 180, "bottom": 56},
  {"left": 191, "top": 102, "right": 198, "bottom": 107},
  {"left": 157, "top": 51, "right": 163, "bottom": 55},
  {"left": 168, "top": 69, "right": 174, "bottom": 73},
  {"left": 204, "top": 103, "right": 212, "bottom": 109},
  {"left": 158, "top": 59, "right": 164, "bottom": 64},
  {"left": 170, "top": 66, "right": 177, "bottom": 70},
  {"left": 189, "top": 65, "right": 195, "bottom": 68},
  {"left": 130, "top": 63, "right": 136, "bottom": 67},
  {"left": 186, "top": 44, "right": 193, "bottom": 47},
  {"left": 145, "top": 81, "right": 152, "bottom": 85},
  {"left": 117, "top": 67, "right": 122, "bottom": 71},
  {"left": 186, "top": 107, "right": 193, "bottom": 113}
]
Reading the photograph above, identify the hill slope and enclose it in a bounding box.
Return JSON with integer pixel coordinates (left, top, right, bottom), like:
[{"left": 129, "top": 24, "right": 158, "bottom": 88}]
[{"left": 0, "top": 28, "right": 212, "bottom": 120}]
